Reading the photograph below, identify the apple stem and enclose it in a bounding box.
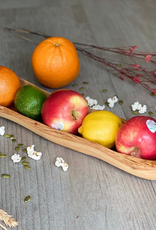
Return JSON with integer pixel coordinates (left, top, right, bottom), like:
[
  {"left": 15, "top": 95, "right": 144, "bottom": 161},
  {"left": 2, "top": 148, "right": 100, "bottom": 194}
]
[{"left": 72, "top": 110, "right": 77, "bottom": 120}]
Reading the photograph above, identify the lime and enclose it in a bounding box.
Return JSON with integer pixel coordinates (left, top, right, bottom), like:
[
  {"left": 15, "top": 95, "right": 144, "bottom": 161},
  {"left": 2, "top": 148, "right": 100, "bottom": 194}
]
[
  {"left": 14, "top": 85, "right": 47, "bottom": 121},
  {"left": 78, "top": 111, "right": 122, "bottom": 148}
]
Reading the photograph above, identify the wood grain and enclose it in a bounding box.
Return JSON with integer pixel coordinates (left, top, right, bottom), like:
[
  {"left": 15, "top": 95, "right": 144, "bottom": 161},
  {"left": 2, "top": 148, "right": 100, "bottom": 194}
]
[{"left": 1, "top": 1, "right": 156, "bottom": 230}]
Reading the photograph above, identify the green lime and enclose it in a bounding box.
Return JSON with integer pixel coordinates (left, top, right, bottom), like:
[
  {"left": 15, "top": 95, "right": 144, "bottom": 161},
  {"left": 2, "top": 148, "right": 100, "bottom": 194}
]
[{"left": 14, "top": 85, "right": 47, "bottom": 121}]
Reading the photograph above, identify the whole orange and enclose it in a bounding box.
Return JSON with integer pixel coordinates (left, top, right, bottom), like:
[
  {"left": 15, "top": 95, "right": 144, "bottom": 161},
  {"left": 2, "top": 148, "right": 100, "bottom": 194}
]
[
  {"left": 0, "top": 66, "right": 20, "bottom": 107},
  {"left": 31, "top": 37, "right": 80, "bottom": 88}
]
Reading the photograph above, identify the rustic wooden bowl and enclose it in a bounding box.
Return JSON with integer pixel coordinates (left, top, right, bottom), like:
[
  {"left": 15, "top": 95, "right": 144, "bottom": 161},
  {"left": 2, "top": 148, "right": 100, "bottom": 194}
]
[{"left": 0, "top": 78, "right": 156, "bottom": 180}]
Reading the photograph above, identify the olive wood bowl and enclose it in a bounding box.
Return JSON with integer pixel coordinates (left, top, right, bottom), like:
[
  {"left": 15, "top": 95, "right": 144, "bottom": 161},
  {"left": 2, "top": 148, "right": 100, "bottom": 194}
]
[{"left": 0, "top": 78, "right": 156, "bottom": 180}]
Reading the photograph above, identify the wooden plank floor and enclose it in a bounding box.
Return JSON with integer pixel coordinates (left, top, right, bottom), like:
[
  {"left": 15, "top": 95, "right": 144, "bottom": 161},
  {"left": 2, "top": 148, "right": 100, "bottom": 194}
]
[{"left": 0, "top": 0, "right": 156, "bottom": 229}]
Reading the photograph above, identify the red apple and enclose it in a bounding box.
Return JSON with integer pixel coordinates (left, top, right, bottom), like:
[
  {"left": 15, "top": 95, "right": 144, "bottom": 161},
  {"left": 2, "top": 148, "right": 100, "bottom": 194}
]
[
  {"left": 41, "top": 89, "right": 89, "bottom": 134},
  {"left": 115, "top": 116, "right": 156, "bottom": 160}
]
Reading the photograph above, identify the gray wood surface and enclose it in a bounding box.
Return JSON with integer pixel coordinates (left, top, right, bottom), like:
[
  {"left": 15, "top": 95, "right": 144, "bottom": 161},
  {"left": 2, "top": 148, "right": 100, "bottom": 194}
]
[{"left": 0, "top": 0, "right": 156, "bottom": 229}]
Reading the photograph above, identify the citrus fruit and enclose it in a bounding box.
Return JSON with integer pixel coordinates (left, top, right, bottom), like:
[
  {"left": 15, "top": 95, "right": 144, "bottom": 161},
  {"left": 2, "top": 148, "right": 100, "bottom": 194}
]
[
  {"left": 31, "top": 37, "right": 80, "bottom": 88},
  {"left": 0, "top": 66, "right": 20, "bottom": 107},
  {"left": 78, "top": 110, "right": 122, "bottom": 148},
  {"left": 14, "top": 85, "right": 47, "bottom": 121}
]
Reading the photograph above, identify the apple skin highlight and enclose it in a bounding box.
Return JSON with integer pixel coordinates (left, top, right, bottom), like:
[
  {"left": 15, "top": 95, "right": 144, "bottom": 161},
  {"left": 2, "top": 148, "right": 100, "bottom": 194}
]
[
  {"left": 115, "top": 116, "right": 156, "bottom": 160},
  {"left": 41, "top": 89, "right": 89, "bottom": 134}
]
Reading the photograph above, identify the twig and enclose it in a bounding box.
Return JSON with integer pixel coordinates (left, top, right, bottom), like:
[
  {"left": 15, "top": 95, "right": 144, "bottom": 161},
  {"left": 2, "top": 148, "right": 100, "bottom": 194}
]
[
  {"left": 4, "top": 27, "right": 49, "bottom": 39},
  {"left": 11, "top": 32, "right": 35, "bottom": 43},
  {"left": 4, "top": 27, "right": 156, "bottom": 94}
]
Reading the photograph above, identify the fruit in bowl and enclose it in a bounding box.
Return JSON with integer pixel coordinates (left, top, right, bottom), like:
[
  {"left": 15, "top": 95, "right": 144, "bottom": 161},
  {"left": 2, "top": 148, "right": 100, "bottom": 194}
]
[
  {"left": 14, "top": 85, "right": 47, "bottom": 121},
  {"left": 0, "top": 66, "right": 20, "bottom": 107},
  {"left": 78, "top": 110, "right": 122, "bottom": 148},
  {"left": 115, "top": 116, "right": 156, "bottom": 160},
  {"left": 41, "top": 89, "right": 88, "bottom": 134}
]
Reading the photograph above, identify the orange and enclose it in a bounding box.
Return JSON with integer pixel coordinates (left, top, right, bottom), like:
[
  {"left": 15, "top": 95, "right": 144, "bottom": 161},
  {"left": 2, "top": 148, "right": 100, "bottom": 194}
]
[
  {"left": 0, "top": 66, "right": 20, "bottom": 107},
  {"left": 31, "top": 37, "right": 80, "bottom": 88}
]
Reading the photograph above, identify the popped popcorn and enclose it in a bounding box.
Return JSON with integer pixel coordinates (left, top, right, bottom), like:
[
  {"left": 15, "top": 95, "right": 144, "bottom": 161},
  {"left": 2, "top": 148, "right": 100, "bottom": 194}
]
[
  {"left": 27, "top": 144, "right": 35, "bottom": 154},
  {"left": 62, "top": 163, "right": 68, "bottom": 171},
  {"left": 11, "top": 153, "right": 21, "bottom": 163},
  {"left": 107, "top": 96, "right": 118, "bottom": 108},
  {"left": 131, "top": 102, "right": 147, "bottom": 114},
  {"left": 131, "top": 101, "right": 141, "bottom": 111},
  {"left": 85, "top": 96, "right": 98, "bottom": 107},
  {"left": 55, "top": 157, "right": 64, "bottom": 167},
  {"left": 27, "top": 145, "right": 42, "bottom": 160},
  {"left": 0, "top": 126, "right": 5, "bottom": 136},
  {"left": 55, "top": 157, "right": 68, "bottom": 171},
  {"left": 85, "top": 96, "right": 105, "bottom": 110},
  {"left": 91, "top": 104, "right": 105, "bottom": 110},
  {"left": 138, "top": 105, "right": 147, "bottom": 114}
]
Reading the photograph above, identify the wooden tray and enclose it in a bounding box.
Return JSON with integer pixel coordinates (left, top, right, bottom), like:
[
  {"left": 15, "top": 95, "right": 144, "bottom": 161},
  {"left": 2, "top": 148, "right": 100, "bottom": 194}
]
[{"left": 0, "top": 78, "right": 156, "bottom": 180}]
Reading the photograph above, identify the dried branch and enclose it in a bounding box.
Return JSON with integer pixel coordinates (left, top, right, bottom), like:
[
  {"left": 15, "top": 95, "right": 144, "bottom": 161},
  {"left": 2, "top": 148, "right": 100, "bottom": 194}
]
[
  {"left": 4, "top": 27, "right": 49, "bottom": 39},
  {"left": 0, "top": 209, "right": 18, "bottom": 228},
  {"left": 4, "top": 27, "right": 156, "bottom": 94}
]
